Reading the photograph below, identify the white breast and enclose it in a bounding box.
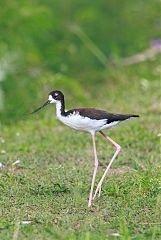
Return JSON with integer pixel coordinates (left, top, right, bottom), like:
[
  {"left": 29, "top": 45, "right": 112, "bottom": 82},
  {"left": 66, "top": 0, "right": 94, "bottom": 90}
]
[{"left": 58, "top": 112, "right": 107, "bottom": 132}]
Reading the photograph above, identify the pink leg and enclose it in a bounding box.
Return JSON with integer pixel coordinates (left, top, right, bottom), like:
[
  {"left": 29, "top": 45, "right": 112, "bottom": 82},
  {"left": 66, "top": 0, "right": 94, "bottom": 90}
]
[
  {"left": 88, "top": 133, "right": 99, "bottom": 207},
  {"left": 93, "top": 131, "right": 121, "bottom": 199}
]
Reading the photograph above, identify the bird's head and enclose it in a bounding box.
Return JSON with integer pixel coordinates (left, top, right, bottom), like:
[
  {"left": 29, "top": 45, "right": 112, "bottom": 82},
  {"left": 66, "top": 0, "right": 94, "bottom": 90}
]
[
  {"left": 32, "top": 90, "right": 64, "bottom": 113},
  {"left": 48, "top": 90, "right": 64, "bottom": 103}
]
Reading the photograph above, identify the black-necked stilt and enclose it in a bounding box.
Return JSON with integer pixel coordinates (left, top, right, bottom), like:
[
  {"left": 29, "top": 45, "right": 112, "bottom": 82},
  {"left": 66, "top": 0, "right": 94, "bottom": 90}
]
[{"left": 32, "top": 90, "right": 139, "bottom": 207}]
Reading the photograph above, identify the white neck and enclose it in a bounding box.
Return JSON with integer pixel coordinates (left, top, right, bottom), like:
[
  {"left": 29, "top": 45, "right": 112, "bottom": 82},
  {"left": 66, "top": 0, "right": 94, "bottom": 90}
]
[{"left": 55, "top": 101, "right": 62, "bottom": 118}]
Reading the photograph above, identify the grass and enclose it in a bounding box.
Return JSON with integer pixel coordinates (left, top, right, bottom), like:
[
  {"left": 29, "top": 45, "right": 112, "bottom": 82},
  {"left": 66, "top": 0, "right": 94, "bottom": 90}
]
[{"left": 0, "top": 59, "right": 161, "bottom": 239}]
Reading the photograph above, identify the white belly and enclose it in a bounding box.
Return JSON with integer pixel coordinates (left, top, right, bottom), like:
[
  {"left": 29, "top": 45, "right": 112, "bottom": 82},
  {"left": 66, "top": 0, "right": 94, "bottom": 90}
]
[{"left": 57, "top": 114, "right": 119, "bottom": 132}]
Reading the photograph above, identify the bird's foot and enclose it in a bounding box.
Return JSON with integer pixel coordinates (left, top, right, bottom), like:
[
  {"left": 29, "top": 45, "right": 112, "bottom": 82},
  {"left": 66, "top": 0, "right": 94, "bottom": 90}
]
[
  {"left": 93, "top": 182, "right": 102, "bottom": 200},
  {"left": 88, "top": 202, "right": 91, "bottom": 208},
  {"left": 88, "top": 193, "right": 93, "bottom": 207}
]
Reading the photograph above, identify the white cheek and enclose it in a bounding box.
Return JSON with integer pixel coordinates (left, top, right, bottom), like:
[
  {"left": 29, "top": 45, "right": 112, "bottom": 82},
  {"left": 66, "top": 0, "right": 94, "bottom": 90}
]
[{"left": 48, "top": 95, "right": 56, "bottom": 103}]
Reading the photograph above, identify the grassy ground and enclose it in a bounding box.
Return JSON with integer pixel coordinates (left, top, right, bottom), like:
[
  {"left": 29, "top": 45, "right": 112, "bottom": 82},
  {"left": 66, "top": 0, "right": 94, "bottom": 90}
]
[{"left": 0, "top": 59, "right": 160, "bottom": 239}]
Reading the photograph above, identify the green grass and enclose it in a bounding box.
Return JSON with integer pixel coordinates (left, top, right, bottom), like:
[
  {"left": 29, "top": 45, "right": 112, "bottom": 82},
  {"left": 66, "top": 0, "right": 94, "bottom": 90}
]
[{"left": 0, "top": 60, "right": 160, "bottom": 239}]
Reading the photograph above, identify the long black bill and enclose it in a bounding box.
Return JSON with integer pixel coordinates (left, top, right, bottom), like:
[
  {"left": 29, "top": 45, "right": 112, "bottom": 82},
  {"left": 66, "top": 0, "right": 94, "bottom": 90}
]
[{"left": 31, "top": 100, "right": 51, "bottom": 114}]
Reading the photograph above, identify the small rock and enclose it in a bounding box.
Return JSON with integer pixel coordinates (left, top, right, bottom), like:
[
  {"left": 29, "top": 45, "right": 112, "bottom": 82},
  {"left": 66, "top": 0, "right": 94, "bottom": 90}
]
[
  {"left": 1, "top": 150, "right": 6, "bottom": 154},
  {"left": 0, "top": 162, "right": 5, "bottom": 169},
  {"left": 21, "top": 220, "right": 32, "bottom": 224},
  {"left": 0, "top": 138, "right": 5, "bottom": 143},
  {"left": 110, "top": 233, "right": 120, "bottom": 237},
  {"left": 12, "top": 159, "right": 22, "bottom": 166}
]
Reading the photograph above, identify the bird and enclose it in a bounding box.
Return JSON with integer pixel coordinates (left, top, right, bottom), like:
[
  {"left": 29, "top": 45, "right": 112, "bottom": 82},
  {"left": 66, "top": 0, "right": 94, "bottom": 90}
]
[{"left": 32, "top": 90, "right": 139, "bottom": 207}]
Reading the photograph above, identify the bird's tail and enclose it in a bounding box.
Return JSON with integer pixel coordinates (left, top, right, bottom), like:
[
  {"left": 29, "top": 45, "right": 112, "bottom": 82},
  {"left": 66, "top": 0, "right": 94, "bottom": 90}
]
[{"left": 131, "top": 114, "right": 139, "bottom": 118}]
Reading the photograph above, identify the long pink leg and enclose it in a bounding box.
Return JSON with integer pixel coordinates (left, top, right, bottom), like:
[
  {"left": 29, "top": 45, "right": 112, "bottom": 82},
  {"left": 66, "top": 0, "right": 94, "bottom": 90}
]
[
  {"left": 93, "top": 131, "right": 121, "bottom": 199},
  {"left": 88, "top": 132, "right": 99, "bottom": 207}
]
